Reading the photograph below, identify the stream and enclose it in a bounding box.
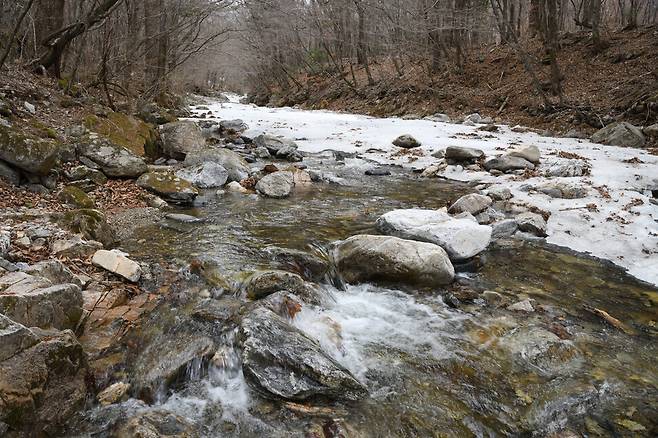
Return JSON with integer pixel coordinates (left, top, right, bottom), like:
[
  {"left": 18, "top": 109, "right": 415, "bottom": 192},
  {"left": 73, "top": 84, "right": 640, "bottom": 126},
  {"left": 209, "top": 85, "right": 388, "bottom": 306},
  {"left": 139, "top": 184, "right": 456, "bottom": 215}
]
[{"left": 71, "top": 105, "right": 657, "bottom": 437}]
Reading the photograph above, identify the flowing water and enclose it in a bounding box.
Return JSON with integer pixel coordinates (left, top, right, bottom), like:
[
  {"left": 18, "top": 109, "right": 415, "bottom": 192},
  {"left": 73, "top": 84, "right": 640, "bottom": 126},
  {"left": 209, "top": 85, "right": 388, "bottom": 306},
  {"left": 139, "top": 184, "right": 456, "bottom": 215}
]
[{"left": 74, "top": 147, "right": 657, "bottom": 436}]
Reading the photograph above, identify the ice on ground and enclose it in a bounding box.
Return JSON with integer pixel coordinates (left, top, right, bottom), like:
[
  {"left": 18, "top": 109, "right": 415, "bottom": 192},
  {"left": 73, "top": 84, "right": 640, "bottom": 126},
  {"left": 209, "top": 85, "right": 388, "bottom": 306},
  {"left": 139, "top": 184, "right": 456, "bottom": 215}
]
[{"left": 192, "top": 100, "right": 658, "bottom": 286}]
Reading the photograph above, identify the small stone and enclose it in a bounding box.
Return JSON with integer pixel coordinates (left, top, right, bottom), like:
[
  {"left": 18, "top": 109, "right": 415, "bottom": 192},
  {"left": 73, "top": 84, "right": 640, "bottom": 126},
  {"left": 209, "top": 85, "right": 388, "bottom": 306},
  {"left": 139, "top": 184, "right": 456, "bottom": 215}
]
[
  {"left": 92, "top": 249, "right": 142, "bottom": 282},
  {"left": 256, "top": 171, "right": 294, "bottom": 198},
  {"left": 24, "top": 102, "right": 36, "bottom": 114},
  {"left": 226, "top": 181, "right": 250, "bottom": 193},
  {"left": 507, "top": 299, "right": 535, "bottom": 312},
  {"left": 482, "top": 290, "right": 505, "bottom": 306},
  {"left": 445, "top": 146, "right": 484, "bottom": 162},
  {"left": 392, "top": 134, "right": 421, "bottom": 149},
  {"left": 507, "top": 145, "right": 541, "bottom": 164}
]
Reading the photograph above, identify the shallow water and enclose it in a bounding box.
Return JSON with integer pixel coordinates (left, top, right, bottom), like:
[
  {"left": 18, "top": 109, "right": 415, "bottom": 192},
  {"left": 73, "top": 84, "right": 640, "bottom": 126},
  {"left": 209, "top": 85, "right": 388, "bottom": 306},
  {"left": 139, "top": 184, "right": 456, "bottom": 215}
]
[{"left": 80, "top": 151, "right": 657, "bottom": 437}]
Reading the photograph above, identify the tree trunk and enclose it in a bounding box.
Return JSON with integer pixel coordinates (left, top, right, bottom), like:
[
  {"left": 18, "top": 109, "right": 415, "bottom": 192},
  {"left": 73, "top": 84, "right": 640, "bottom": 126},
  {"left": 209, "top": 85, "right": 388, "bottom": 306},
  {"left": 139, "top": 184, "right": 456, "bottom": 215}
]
[{"left": 35, "top": 0, "right": 65, "bottom": 76}]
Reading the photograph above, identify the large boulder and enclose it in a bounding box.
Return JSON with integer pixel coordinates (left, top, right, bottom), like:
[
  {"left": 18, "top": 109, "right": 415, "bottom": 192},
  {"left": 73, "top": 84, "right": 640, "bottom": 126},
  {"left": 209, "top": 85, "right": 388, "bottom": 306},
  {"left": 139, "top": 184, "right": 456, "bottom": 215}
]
[
  {"left": 0, "top": 125, "right": 59, "bottom": 175},
  {"left": 84, "top": 112, "right": 161, "bottom": 157},
  {"left": 184, "top": 147, "right": 250, "bottom": 182},
  {"left": 175, "top": 162, "right": 228, "bottom": 189},
  {"left": 448, "top": 194, "right": 493, "bottom": 215},
  {"left": 255, "top": 171, "right": 294, "bottom": 198},
  {"left": 0, "top": 272, "right": 83, "bottom": 330},
  {"left": 136, "top": 171, "right": 198, "bottom": 205},
  {"left": 0, "top": 330, "right": 87, "bottom": 436},
  {"left": 57, "top": 185, "right": 95, "bottom": 208},
  {"left": 376, "top": 209, "right": 492, "bottom": 260},
  {"left": 253, "top": 134, "right": 302, "bottom": 162},
  {"left": 160, "top": 121, "right": 205, "bottom": 159},
  {"left": 238, "top": 307, "right": 367, "bottom": 401},
  {"left": 591, "top": 122, "right": 646, "bottom": 148},
  {"left": 392, "top": 134, "right": 421, "bottom": 149},
  {"left": 77, "top": 138, "right": 147, "bottom": 178},
  {"left": 484, "top": 155, "right": 535, "bottom": 173},
  {"left": 333, "top": 234, "right": 454, "bottom": 287},
  {"left": 0, "top": 160, "right": 21, "bottom": 185}
]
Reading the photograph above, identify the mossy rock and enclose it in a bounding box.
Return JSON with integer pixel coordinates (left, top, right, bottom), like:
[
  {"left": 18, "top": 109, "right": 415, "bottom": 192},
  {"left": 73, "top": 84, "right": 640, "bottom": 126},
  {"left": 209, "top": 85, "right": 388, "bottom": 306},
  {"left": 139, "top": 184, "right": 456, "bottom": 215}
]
[
  {"left": 0, "top": 124, "right": 59, "bottom": 175},
  {"left": 84, "top": 112, "right": 161, "bottom": 158},
  {"left": 57, "top": 186, "right": 96, "bottom": 209},
  {"left": 55, "top": 208, "right": 117, "bottom": 248},
  {"left": 136, "top": 172, "right": 198, "bottom": 205}
]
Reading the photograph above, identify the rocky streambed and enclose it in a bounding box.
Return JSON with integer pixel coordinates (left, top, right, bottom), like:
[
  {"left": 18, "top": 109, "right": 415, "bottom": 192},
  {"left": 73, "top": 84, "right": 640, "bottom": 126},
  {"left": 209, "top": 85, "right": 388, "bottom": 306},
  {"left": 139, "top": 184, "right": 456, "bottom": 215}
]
[{"left": 1, "top": 97, "right": 657, "bottom": 437}]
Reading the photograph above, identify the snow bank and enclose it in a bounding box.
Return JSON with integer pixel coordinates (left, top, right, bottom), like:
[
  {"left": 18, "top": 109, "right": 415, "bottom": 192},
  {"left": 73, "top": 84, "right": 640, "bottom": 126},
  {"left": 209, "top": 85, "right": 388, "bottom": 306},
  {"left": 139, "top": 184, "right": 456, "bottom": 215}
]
[{"left": 194, "top": 101, "right": 658, "bottom": 286}]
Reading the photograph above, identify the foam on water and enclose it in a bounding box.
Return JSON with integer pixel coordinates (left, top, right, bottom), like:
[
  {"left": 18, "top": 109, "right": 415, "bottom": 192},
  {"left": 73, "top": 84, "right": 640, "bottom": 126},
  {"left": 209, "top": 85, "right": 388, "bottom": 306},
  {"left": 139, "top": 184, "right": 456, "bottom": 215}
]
[{"left": 293, "top": 283, "right": 466, "bottom": 381}]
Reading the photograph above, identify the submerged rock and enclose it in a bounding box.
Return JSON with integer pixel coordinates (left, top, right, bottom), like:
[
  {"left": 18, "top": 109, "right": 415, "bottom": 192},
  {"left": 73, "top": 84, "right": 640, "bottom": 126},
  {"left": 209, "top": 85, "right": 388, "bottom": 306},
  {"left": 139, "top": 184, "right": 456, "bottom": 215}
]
[
  {"left": 264, "top": 247, "right": 329, "bottom": 282},
  {"left": 239, "top": 307, "right": 367, "bottom": 401},
  {"left": 376, "top": 209, "right": 492, "bottom": 260},
  {"left": 137, "top": 171, "right": 199, "bottom": 205},
  {"left": 591, "top": 121, "right": 646, "bottom": 149},
  {"left": 116, "top": 410, "right": 197, "bottom": 437},
  {"left": 244, "top": 270, "right": 308, "bottom": 300},
  {"left": 333, "top": 234, "right": 454, "bottom": 287},
  {"left": 392, "top": 134, "right": 421, "bottom": 149},
  {"left": 160, "top": 120, "right": 205, "bottom": 159}
]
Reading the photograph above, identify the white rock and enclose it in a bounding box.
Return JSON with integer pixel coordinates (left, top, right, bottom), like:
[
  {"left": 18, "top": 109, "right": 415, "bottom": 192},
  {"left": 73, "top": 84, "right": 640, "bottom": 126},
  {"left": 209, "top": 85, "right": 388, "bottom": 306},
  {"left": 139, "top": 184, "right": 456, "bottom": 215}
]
[
  {"left": 376, "top": 208, "right": 492, "bottom": 260},
  {"left": 92, "top": 250, "right": 142, "bottom": 282},
  {"left": 24, "top": 102, "right": 36, "bottom": 114},
  {"left": 507, "top": 299, "right": 535, "bottom": 312},
  {"left": 226, "top": 181, "right": 250, "bottom": 194}
]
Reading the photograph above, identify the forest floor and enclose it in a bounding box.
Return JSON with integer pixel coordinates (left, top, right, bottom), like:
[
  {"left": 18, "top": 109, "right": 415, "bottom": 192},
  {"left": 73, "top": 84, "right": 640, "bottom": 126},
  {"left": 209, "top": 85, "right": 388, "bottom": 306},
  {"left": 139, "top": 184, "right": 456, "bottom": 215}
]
[{"left": 256, "top": 26, "right": 658, "bottom": 137}]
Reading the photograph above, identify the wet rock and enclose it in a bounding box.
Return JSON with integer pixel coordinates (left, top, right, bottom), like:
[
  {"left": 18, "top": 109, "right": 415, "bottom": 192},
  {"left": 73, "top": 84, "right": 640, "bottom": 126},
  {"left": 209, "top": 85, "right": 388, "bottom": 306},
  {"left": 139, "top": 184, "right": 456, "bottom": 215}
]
[
  {"left": 97, "top": 382, "right": 131, "bottom": 406},
  {"left": 0, "top": 160, "right": 20, "bottom": 185},
  {"left": 392, "top": 134, "right": 421, "bottom": 149},
  {"left": 507, "top": 299, "right": 535, "bottom": 312},
  {"left": 166, "top": 213, "right": 201, "bottom": 223},
  {"left": 333, "top": 234, "right": 454, "bottom": 287},
  {"left": 116, "top": 409, "right": 197, "bottom": 437},
  {"left": 254, "top": 134, "right": 298, "bottom": 156},
  {"left": 77, "top": 138, "right": 147, "bottom": 178},
  {"left": 0, "top": 330, "right": 86, "bottom": 436},
  {"left": 239, "top": 307, "right": 367, "bottom": 401},
  {"left": 276, "top": 145, "right": 303, "bottom": 162},
  {"left": 256, "top": 171, "right": 294, "bottom": 198},
  {"left": 92, "top": 249, "right": 142, "bottom": 282},
  {"left": 491, "top": 219, "right": 518, "bottom": 239},
  {"left": 538, "top": 181, "right": 588, "bottom": 199},
  {"left": 482, "top": 290, "right": 506, "bottom": 306},
  {"left": 137, "top": 171, "right": 198, "bottom": 205},
  {"left": 0, "top": 314, "right": 39, "bottom": 362},
  {"left": 65, "top": 165, "right": 108, "bottom": 185},
  {"left": 160, "top": 120, "right": 205, "bottom": 159},
  {"left": 0, "top": 125, "right": 59, "bottom": 175},
  {"left": 448, "top": 193, "right": 493, "bottom": 215},
  {"left": 445, "top": 146, "right": 484, "bottom": 162},
  {"left": 184, "top": 147, "right": 251, "bottom": 183},
  {"left": 591, "top": 121, "right": 646, "bottom": 148},
  {"left": 52, "top": 236, "right": 103, "bottom": 259},
  {"left": 501, "top": 327, "right": 581, "bottom": 377},
  {"left": 175, "top": 162, "right": 228, "bottom": 189},
  {"left": 133, "top": 334, "right": 215, "bottom": 401},
  {"left": 244, "top": 270, "right": 309, "bottom": 300},
  {"left": 485, "top": 185, "right": 513, "bottom": 201},
  {"left": 0, "top": 272, "right": 83, "bottom": 330},
  {"left": 507, "top": 145, "right": 540, "bottom": 164},
  {"left": 56, "top": 209, "right": 117, "bottom": 247},
  {"left": 365, "top": 167, "right": 391, "bottom": 176},
  {"left": 264, "top": 247, "right": 329, "bottom": 282},
  {"left": 58, "top": 185, "right": 96, "bottom": 208},
  {"left": 484, "top": 155, "right": 535, "bottom": 173},
  {"left": 377, "top": 209, "right": 492, "bottom": 260},
  {"left": 516, "top": 212, "right": 547, "bottom": 237},
  {"left": 545, "top": 160, "right": 588, "bottom": 177}
]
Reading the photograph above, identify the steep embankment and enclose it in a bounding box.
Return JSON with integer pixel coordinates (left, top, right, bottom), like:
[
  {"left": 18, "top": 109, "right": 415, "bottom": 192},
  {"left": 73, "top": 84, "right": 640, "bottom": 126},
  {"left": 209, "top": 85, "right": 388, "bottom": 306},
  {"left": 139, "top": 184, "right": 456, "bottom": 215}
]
[{"left": 254, "top": 27, "right": 658, "bottom": 137}]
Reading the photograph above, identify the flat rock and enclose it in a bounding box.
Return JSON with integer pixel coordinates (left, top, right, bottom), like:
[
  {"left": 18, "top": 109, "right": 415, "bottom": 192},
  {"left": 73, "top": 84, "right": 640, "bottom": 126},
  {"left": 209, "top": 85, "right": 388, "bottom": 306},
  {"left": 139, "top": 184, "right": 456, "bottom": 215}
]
[
  {"left": 239, "top": 307, "right": 367, "bottom": 401},
  {"left": 92, "top": 249, "right": 142, "bottom": 282},
  {"left": 507, "top": 145, "right": 540, "bottom": 164},
  {"left": 24, "top": 260, "right": 83, "bottom": 288},
  {"left": 376, "top": 209, "right": 492, "bottom": 260},
  {"left": 52, "top": 236, "right": 103, "bottom": 259},
  {"left": 333, "top": 234, "right": 454, "bottom": 287},
  {"left": 445, "top": 146, "right": 484, "bottom": 161},
  {"left": 137, "top": 171, "right": 198, "bottom": 205}
]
